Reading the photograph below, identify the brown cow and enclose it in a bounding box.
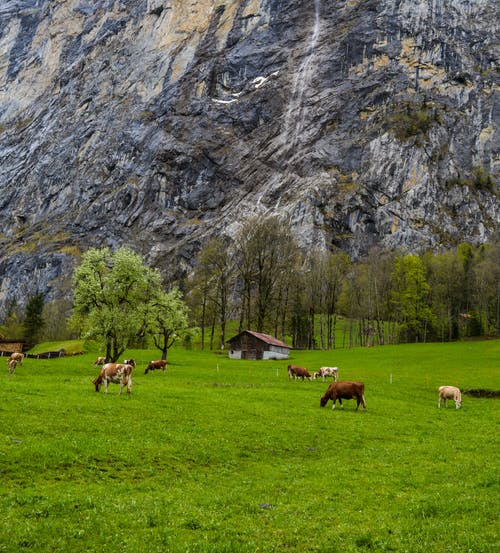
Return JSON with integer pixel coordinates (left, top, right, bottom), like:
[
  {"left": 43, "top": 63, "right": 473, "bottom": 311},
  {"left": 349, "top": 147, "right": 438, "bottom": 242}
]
[
  {"left": 93, "top": 356, "right": 106, "bottom": 367},
  {"left": 8, "top": 358, "right": 17, "bottom": 374},
  {"left": 145, "top": 360, "right": 167, "bottom": 374},
  {"left": 288, "top": 364, "right": 312, "bottom": 381},
  {"left": 93, "top": 363, "right": 133, "bottom": 395},
  {"left": 320, "top": 381, "right": 366, "bottom": 410}
]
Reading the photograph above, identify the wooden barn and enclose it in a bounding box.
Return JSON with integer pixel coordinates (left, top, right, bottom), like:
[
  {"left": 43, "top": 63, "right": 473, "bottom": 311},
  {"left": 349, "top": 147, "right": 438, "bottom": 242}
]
[
  {"left": 227, "top": 330, "right": 291, "bottom": 360},
  {"left": 0, "top": 339, "right": 26, "bottom": 355}
]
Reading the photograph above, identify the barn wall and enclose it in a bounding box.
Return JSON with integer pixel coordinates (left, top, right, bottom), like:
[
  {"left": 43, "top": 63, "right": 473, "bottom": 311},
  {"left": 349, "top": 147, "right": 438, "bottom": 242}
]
[
  {"left": 263, "top": 350, "right": 289, "bottom": 360},
  {"left": 0, "top": 341, "right": 24, "bottom": 353}
]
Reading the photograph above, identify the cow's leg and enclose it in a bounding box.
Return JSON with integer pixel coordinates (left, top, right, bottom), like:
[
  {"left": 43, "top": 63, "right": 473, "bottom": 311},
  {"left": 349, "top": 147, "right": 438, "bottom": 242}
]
[
  {"left": 338, "top": 398, "right": 344, "bottom": 409},
  {"left": 355, "top": 395, "right": 365, "bottom": 410},
  {"left": 104, "top": 380, "right": 109, "bottom": 394},
  {"left": 127, "top": 377, "right": 132, "bottom": 395},
  {"left": 360, "top": 394, "right": 366, "bottom": 410}
]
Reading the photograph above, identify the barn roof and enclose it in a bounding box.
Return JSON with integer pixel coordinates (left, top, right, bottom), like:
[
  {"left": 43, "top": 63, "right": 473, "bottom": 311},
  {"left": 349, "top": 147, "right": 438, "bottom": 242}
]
[{"left": 227, "top": 330, "right": 291, "bottom": 349}]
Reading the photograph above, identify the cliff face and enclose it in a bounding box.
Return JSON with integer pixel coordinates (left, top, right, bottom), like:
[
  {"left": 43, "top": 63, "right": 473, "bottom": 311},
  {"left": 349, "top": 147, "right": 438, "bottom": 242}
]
[{"left": 0, "top": 0, "right": 498, "bottom": 314}]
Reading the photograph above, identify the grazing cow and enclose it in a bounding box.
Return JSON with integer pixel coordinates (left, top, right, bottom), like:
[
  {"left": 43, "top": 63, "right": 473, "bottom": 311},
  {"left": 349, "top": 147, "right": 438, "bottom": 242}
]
[
  {"left": 8, "top": 358, "right": 17, "bottom": 374},
  {"left": 93, "top": 356, "right": 106, "bottom": 367},
  {"left": 320, "top": 381, "right": 366, "bottom": 410},
  {"left": 438, "top": 386, "right": 462, "bottom": 409},
  {"left": 313, "top": 366, "right": 338, "bottom": 382},
  {"left": 9, "top": 352, "right": 24, "bottom": 365},
  {"left": 288, "top": 364, "right": 312, "bottom": 381},
  {"left": 93, "top": 363, "right": 133, "bottom": 395},
  {"left": 145, "top": 360, "right": 167, "bottom": 374}
]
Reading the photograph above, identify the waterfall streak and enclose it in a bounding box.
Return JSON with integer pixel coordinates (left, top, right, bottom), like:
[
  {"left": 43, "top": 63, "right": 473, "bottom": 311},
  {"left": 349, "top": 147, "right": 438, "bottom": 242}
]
[{"left": 283, "top": 0, "right": 321, "bottom": 149}]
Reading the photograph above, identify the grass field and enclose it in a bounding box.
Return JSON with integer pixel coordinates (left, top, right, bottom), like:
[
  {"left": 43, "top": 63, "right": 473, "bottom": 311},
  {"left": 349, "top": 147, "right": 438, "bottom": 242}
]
[{"left": 1, "top": 341, "right": 498, "bottom": 552}]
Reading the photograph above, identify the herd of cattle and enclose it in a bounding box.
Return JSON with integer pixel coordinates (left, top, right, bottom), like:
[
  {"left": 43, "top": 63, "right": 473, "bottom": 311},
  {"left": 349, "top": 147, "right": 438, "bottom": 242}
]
[
  {"left": 5, "top": 353, "right": 463, "bottom": 409},
  {"left": 287, "top": 363, "right": 462, "bottom": 410},
  {"left": 91, "top": 356, "right": 167, "bottom": 395}
]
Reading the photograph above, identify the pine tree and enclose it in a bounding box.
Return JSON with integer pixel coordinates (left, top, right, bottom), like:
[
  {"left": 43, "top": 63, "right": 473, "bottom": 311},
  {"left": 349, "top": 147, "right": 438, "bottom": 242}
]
[{"left": 24, "top": 293, "right": 45, "bottom": 348}]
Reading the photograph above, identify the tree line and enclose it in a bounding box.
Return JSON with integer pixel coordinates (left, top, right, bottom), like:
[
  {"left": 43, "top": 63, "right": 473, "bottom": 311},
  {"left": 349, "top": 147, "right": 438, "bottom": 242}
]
[
  {"left": 185, "top": 216, "right": 499, "bottom": 349},
  {"left": 1, "top": 216, "right": 498, "bottom": 353}
]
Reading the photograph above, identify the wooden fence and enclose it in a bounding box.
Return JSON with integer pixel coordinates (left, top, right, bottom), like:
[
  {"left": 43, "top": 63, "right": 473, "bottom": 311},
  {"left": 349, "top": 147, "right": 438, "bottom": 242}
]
[{"left": 0, "top": 350, "right": 66, "bottom": 359}]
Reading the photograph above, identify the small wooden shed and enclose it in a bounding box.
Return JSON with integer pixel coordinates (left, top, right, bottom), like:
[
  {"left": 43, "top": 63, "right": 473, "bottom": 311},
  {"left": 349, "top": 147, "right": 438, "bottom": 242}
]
[
  {"left": 0, "top": 340, "right": 26, "bottom": 355},
  {"left": 227, "top": 330, "right": 291, "bottom": 360}
]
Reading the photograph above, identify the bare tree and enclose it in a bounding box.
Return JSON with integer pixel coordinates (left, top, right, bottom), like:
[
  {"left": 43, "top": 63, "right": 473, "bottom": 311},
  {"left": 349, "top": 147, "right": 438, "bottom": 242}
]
[
  {"left": 189, "top": 237, "right": 233, "bottom": 350},
  {"left": 232, "top": 216, "right": 300, "bottom": 333}
]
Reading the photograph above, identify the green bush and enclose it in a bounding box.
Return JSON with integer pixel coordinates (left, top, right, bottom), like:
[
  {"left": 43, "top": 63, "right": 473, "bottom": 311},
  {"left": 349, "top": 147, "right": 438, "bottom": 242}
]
[
  {"left": 446, "top": 166, "right": 497, "bottom": 194},
  {"left": 387, "top": 103, "right": 440, "bottom": 142}
]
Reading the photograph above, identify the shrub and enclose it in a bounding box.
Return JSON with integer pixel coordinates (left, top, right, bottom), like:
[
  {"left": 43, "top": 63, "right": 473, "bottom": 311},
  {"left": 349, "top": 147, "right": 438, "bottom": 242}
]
[
  {"left": 446, "top": 166, "right": 496, "bottom": 194},
  {"left": 387, "top": 102, "right": 441, "bottom": 142}
]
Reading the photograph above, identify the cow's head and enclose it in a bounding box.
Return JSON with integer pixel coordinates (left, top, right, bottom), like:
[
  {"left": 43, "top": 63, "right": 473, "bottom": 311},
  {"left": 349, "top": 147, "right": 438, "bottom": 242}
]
[
  {"left": 320, "top": 395, "right": 329, "bottom": 407},
  {"left": 92, "top": 377, "right": 102, "bottom": 392}
]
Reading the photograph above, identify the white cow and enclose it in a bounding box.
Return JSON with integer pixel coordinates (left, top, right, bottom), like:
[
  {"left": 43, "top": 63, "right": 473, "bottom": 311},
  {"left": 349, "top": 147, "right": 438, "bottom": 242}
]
[
  {"left": 313, "top": 367, "right": 339, "bottom": 382},
  {"left": 438, "top": 386, "right": 462, "bottom": 409}
]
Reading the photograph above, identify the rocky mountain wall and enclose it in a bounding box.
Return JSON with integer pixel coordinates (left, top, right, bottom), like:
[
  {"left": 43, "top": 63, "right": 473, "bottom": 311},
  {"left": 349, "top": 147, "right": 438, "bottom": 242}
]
[{"left": 0, "top": 0, "right": 498, "bottom": 315}]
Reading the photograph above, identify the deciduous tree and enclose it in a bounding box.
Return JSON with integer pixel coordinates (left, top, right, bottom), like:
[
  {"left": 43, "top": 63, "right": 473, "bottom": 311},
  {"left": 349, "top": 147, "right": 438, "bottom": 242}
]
[
  {"left": 71, "top": 247, "right": 161, "bottom": 361},
  {"left": 391, "top": 254, "right": 435, "bottom": 342},
  {"left": 149, "top": 287, "right": 191, "bottom": 361}
]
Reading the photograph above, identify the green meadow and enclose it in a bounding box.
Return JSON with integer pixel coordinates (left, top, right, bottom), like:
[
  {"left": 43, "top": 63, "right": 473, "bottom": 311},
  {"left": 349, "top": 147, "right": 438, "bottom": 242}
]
[{"left": 1, "top": 340, "right": 498, "bottom": 552}]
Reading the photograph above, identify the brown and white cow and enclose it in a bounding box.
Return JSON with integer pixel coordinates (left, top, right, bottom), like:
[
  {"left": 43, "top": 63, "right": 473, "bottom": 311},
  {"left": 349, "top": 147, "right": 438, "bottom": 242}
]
[
  {"left": 7, "top": 358, "right": 18, "bottom": 374},
  {"left": 145, "top": 360, "right": 167, "bottom": 374},
  {"left": 9, "top": 352, "right": 24, "bottom": 365},
  {"left": 93, "top": 363, "right": 133, "bottom": 395},
  {"left": 93, "top": 356, "right": 106, "bottom": 367},
  {"left": 438, "top": 386, "right": 462, "bottom": 409},
  {"left": 288, "top": 364, "right": 312, "bottom": 381},
  {"left": 313, "top": 366, "right": 339, "bottom": 382},
  {"left": 320, "top": 381, "right": 366, "bottom": 410}
]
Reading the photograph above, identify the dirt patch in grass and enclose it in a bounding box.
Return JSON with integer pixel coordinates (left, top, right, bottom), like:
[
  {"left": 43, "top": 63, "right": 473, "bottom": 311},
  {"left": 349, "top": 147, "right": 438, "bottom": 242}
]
[{"left": 463, "top": 389, "right": 500, "bottom": 398}]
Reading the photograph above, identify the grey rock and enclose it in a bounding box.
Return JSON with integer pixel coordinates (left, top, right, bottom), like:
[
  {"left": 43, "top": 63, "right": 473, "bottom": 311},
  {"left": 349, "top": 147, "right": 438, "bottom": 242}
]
[{"left": 0, "top": 0, "right": 498, "bottom": 315}]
